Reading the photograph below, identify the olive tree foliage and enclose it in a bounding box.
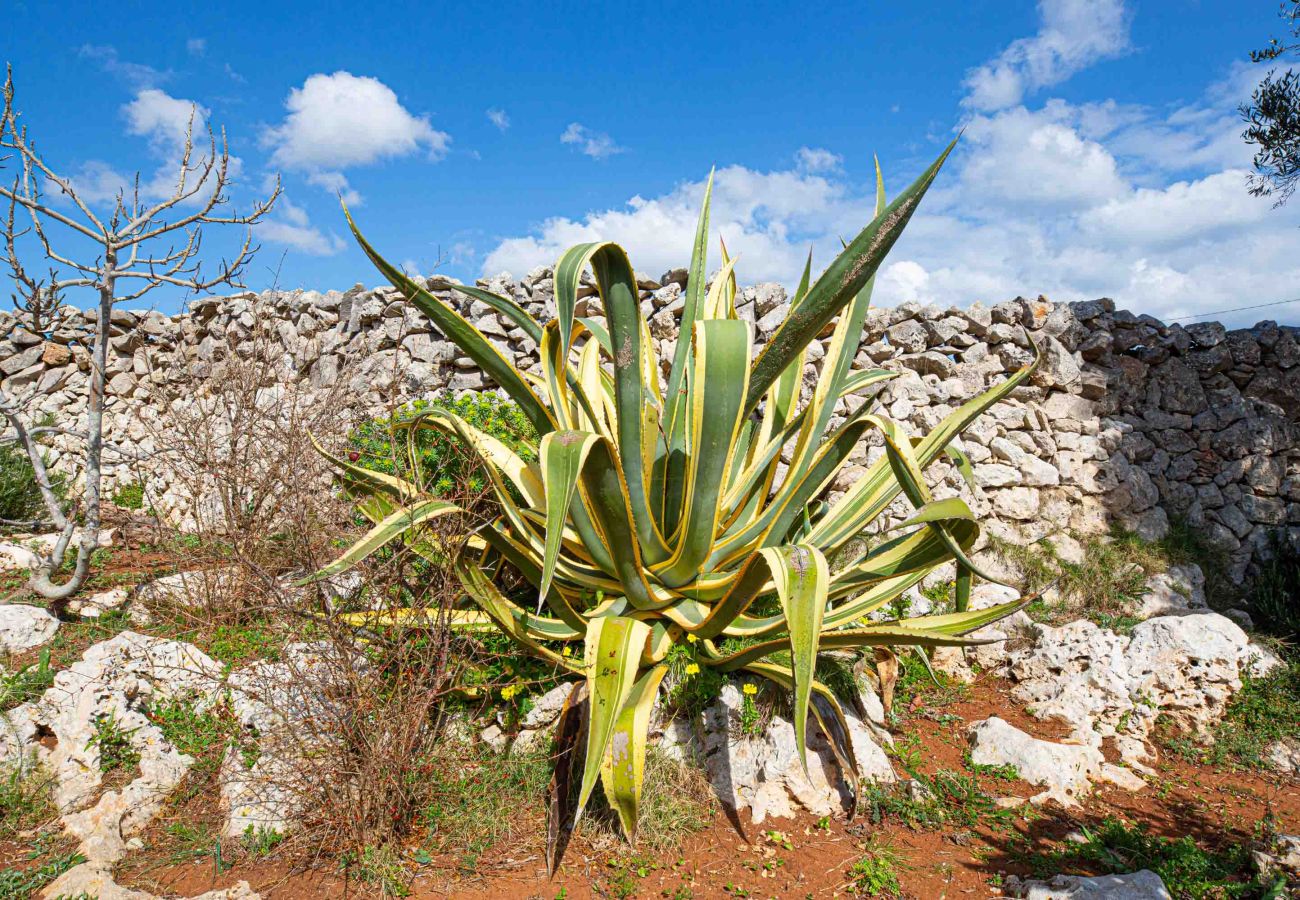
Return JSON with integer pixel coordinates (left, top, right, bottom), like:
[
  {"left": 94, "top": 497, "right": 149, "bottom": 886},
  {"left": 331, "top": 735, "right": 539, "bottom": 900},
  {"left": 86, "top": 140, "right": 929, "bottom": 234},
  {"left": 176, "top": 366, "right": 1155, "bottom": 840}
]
[
  {"left": 1242, "top": 0, "right": 1300, "bottom": 205},
  {"left": 0, "top": 65, "right": 279, "bottom": 605}
]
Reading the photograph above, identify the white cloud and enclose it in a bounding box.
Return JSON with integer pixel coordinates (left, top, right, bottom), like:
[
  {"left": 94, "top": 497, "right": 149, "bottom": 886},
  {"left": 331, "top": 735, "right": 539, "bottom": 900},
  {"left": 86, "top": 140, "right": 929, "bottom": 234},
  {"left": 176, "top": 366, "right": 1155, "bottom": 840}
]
[
  {"left": 62, "top": 160, "right": 131, "bottom": 204},
  {"left": 78, "top": 45, "right": 168, "bottom": 89},
  {"left": 794, "top": 147, "right": 843, "bottom": 174},
  {"left": 261, "top": 72, "right": 451, "bottom": 200},
  {"left": 560, "top": 123, "right": 624, "bottom": 160},
  {"left": 186, "top": 38, "right": 206, "bottom": 57},
  {"left": 486, "top": 108, "right": 510, "bottom": 131},
  {"left": 482, "top": 67, "right": 1300, "bottom": 328},
  {"left": 123, "top": 89, "right": 208, "bottom": 156},
  {"left": 962, "top": 0, "right": 1131, "bottom": 111},
  {"left": 59, "top": 89, "right": 222, "bottom": 206},
  {"left": 305, "top": 171, "right": 362, "bottom": 206},
  {"left": 257, "top": 196, "right": 345, "bottom": 256}
]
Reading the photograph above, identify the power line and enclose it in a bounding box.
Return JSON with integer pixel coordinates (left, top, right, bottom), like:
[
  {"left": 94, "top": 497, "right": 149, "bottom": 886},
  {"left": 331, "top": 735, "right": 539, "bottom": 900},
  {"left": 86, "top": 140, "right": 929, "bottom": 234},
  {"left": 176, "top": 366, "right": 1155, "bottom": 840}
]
[{"left": 1165, "top": 297, "right": 1300, "bottom": 323}]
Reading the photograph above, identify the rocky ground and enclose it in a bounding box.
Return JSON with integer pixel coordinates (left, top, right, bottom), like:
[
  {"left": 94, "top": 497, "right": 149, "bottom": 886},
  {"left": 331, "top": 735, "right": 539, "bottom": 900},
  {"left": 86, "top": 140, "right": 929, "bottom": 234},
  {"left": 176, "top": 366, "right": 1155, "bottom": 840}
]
[{"left": 2, "top": 522, "right": 1298, "bottom": 899}]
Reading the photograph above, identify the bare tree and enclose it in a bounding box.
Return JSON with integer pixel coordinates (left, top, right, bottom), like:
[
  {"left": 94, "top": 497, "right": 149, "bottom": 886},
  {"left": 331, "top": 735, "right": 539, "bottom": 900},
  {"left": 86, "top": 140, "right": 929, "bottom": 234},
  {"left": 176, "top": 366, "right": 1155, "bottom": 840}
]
[{"left": 0, "top": 64, "right": 280, "bottom": 606}]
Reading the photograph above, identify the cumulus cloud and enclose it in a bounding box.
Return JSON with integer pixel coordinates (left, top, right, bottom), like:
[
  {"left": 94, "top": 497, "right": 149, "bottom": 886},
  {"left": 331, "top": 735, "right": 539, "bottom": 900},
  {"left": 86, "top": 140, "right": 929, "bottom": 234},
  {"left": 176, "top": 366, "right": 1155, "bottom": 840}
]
[
  {"left": 962, "top": 0, "right": 1131, "bottom": 111},
  {"left": 61, "top": 89, "right": 221, "bottom": 205},
  {"left": 482, "top": 67, "right": 1300, "bottom": 327},
  {"left": 486, "top": 108, "right": 510, "bottom": 131},
  {"left": 261, "top": 72, "right": 451, "bottom": 200},
  {"left": 123, "top": 89, "right": 208, "bottom": 156},
  {"left": 257, "top": 196, "right": 346, "bottom": 256},
  {"left": 560, "top": 123, "right": 624, "bottom": 160}
]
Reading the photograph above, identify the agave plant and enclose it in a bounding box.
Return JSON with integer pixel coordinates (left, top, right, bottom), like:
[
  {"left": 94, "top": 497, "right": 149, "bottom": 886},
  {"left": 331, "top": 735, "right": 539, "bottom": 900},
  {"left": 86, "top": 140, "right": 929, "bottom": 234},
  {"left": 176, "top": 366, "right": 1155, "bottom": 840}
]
[{"left": 308, "top": 141, "right": 1039, "bottom": 871}]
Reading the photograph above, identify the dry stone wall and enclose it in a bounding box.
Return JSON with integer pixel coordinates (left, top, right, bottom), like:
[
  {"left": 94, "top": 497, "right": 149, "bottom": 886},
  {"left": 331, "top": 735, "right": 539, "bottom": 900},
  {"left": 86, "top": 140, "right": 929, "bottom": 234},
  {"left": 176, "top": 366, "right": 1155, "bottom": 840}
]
[{"left": 2, "top": 265, "right": 1296, "bottom": 580}]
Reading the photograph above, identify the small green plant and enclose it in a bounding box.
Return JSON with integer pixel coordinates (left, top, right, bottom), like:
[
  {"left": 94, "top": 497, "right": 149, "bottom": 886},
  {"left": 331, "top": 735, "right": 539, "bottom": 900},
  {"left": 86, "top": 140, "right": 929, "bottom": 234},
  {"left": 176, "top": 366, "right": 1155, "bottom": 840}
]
[
  {"left": 419, "top": 747, "right": 551, "bottom": 873},
  {"left": 0, "top": 761, "right": 53, "bottom": 838},
  {"left": 109, "top": 481, "right": 146, "bottom": 510},
  {"left": 846, "top": 838, "right": 904, "bottom": 896},
  {"left": 0, "top": 851, "right": 85, "bottom": 900},
  {"left": 342, "top": 844, "right": 410, "bottom": 897},
  {"left": 863, "top": 764, "right": 1010, "bottom": 831},
  {"left": 738, "top": 682, "right": 763, "bottom": 737},
  {"left": 348, "top": 392, "right": 536, "bottom": 501},
  {"left": 1164, "top": 659, "right": 1300, "bottom": 769},
  {"left": 1, "top": 647, "right": 53, "bottom": 710},
  {"left": 240, "top": 824, "right": 285, "bottom": 857},
  {"left": 86, "top": 711, "right": 141, "bottom": 776}
]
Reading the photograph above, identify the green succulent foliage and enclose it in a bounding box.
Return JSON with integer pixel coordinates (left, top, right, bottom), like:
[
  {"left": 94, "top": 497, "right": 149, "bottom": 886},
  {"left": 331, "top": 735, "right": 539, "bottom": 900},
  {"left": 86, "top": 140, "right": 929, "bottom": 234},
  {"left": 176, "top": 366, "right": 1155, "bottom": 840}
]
[
  {"left": 310, "top": 143, "right": 1039, "bottom": 872},
  {"left": 349, "top": 393, "right": 536, "bottom": 499}
]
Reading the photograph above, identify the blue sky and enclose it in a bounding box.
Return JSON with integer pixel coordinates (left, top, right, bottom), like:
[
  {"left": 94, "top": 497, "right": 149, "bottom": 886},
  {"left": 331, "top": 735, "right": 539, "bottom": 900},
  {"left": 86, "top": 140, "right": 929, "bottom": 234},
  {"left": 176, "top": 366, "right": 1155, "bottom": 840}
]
[{"left": 2, "top": 0, "right": 1298, "bottom": 325}]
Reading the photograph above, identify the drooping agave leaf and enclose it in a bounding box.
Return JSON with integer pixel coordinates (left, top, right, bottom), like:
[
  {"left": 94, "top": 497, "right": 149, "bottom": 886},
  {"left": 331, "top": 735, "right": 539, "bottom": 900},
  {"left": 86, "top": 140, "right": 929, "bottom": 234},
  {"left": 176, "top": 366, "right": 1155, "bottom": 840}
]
[
  {"left": 301, "top": 499, "right": 460, "bottom": 583},
  {"left": 759, "top": 543, "right": 829, "bottom": 772},
  {"left": 577, "top": 615, "right": 651, "bottom": 823},
  {"left": 456, "top": 555, "right": 582, "bottom": 672},
  {"left": 599, "top": 664, "right": 669, "bottom": 841},
  {"left": 547, "top": 680, "right": 589, "bottom": 877},
  {"left": 707, "top": 623, "right": 1004, "bottom": 672}
]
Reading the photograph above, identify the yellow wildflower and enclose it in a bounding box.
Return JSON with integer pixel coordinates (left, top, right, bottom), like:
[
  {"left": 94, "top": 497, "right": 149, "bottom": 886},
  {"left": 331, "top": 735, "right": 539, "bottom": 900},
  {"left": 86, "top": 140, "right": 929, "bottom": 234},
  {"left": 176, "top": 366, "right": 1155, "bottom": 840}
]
[
  {"left": 685, "top": 663, "right": 700, "bottom": 676},
  {"left": 686, "top": 633, "right": 699, "bottom": 644},
  {"left": 742, "top": 683, "right": 758, "bottom": 696},
  {"left": 501, "top": 684, "right": 520, "bottom": 700},
  {"left": 561, "top": 645, "right": 572, "bottom": 657}
]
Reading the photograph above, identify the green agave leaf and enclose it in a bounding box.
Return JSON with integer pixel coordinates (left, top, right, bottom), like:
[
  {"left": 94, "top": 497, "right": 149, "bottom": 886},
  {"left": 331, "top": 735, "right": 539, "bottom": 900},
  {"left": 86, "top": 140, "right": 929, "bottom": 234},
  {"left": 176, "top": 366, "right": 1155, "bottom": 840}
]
[
  {"left": 745, "top": 140, "right": 956, "bottom": 414},
  {"left": 600, "top": 664, "right": 669, "bottom": 842},
  {"left": 708, "top": 624, "right": 1003, "bottom": 671},
  {"left": 343, "top": 204, "right": 556, "bottom": 435},
  {"left": 301, "top": 499, "right": 460, "bottom": 584},
  {"left": 539, "top": 430, "right": 601, "bottom": 605},
  {"left": 424, "top": 277, "right": 543, "bottom": 344},
  {"left": 577, "top": 616, "right": 651, "bottom": 824},
  {"left": 655, "top": 319, "right": 751, "bottom": 587},
  {"left": 758, "top": 543, "right": 829, "bottom": 773}
]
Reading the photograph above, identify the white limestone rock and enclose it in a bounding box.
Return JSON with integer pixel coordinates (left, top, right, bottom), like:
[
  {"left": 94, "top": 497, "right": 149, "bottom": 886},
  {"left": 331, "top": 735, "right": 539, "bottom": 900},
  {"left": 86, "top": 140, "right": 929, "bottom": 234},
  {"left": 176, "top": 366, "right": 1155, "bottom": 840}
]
[
  {"left": 700, "top": 684, "right": 895, "bottom": 823},
  {"left": 967, "top": 716, "right": 1143, "bottom": 807},
  {"left": 1136, "top": 563, "right": 1206, "bottom": 618},
  {"left": 0, "top": 632, "right": 223, "bottom": 868},
  {"left": 1005, "top": 613, "right": 1269, "bottom": 769},
  {"left": 0, "top": 603, "right": 59, "bottom": 654},
  {"left": 1005, "top": 869, "right": 1171, "bottom": 899}
]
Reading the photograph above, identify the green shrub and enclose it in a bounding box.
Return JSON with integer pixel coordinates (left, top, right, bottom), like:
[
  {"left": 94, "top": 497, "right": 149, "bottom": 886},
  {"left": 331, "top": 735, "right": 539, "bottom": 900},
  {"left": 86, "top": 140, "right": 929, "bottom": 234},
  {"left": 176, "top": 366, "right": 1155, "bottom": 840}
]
[
  {"left": 0, "top": 443, "right": 63, "bottom": 524},
  {"left": 110, "top": 481, "right": 146, "bottom": 510},
  {"left": 348, "top": 392, "right": 535, "bottom": 500}
]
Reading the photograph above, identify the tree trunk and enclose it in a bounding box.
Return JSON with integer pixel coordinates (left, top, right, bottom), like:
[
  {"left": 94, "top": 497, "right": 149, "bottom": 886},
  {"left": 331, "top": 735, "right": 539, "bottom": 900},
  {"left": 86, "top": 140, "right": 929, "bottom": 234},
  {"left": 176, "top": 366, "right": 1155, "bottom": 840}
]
[{"left": 30, "top": 265, "right": 113, "bottom": 607}]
